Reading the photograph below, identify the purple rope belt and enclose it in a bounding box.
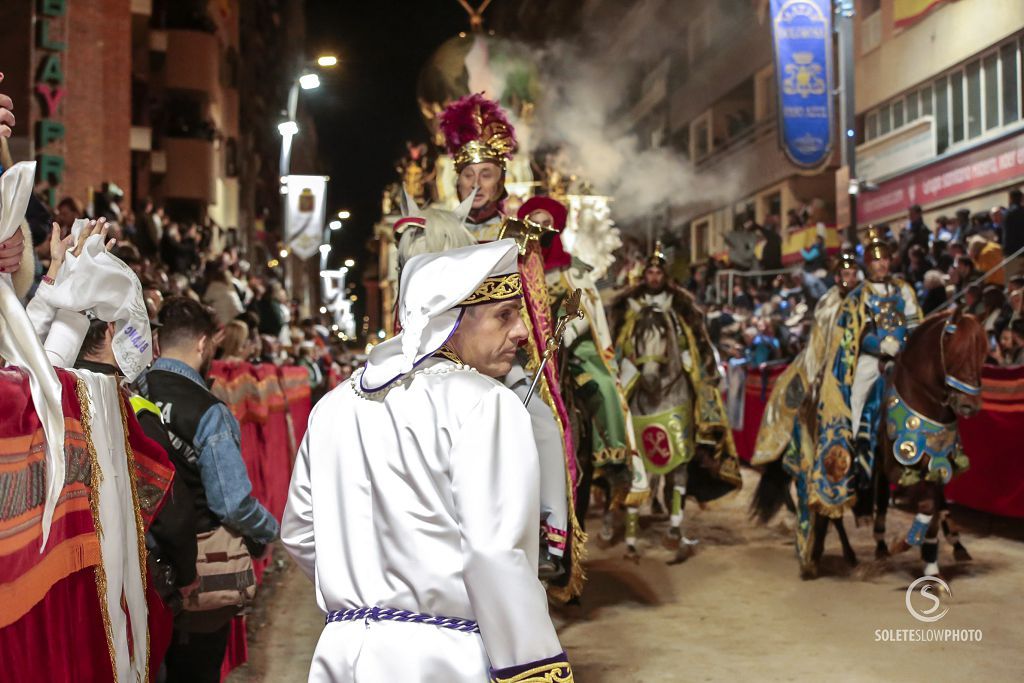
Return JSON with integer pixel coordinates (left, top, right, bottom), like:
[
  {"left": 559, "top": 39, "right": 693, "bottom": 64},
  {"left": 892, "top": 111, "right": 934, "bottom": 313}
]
[{"left": 325, "top": 606, "right": 480, "bottom": 633}]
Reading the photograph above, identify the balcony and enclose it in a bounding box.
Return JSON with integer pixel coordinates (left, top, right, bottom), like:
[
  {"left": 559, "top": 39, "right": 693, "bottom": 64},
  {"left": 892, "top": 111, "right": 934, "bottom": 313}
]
[
  {"left": 163, "top": 138, "right": 214, "bottom": 202},
  {"left": 165, "top": 30, "right": 218, "bottom": 94}
]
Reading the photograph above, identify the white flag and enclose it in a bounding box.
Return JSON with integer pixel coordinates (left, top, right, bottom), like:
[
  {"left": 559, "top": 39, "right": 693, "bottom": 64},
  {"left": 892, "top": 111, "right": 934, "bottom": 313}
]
[{"left": 285, "top": 175, "right": 328, "bottom": 259}]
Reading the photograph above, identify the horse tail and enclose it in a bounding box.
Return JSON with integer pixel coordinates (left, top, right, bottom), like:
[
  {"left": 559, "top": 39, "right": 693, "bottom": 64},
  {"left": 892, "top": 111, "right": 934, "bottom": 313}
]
[{"left": 749, "top": 458, "right": 795, "bottom": 524}]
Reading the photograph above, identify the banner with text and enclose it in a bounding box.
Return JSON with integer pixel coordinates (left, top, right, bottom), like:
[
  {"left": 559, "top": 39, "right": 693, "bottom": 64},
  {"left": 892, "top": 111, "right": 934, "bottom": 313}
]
[
  {"left": 284, "top": 175, "right": 328, "bottom": 259},
  {"left": 770, "top": 0, "right": 834, "bottom": 169},
  {"left": 859, "top": 131, "right": 1024, "bottom": 224}
]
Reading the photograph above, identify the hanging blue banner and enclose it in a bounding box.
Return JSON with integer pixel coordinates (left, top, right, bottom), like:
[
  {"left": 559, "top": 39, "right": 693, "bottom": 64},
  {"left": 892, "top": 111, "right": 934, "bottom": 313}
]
[{"left": 770, "top": 0, "right": 834, "bottom": 168}]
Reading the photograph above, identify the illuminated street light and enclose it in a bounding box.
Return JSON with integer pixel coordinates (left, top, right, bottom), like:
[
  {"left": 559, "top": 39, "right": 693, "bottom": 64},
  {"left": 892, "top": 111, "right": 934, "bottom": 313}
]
[
  {"left": 319, "top": 306, "right": 328, "bottom": 314},
  {"left": 277, "top": 120, "right": 299, "bottom": 136},
  {"left": 317, "top": 55, "right": 338, "bottom": 68},
  {"left": 299, "top": 73, "right": 321, "bottom": 90},
  {"left": 279, "top": 248, "right": 289, "bottom": 258},
  {"left": 344, "top": 258, "right": 355, "bottom": 268},
  {"left": 329, "top": 220, "right": 342, "bottom": 230},
  {"left": 337, "top": 210, "right": 351, "bottom": 220},
  {"left": 319, "top": 244, "right": 332, "bottom": 257}
]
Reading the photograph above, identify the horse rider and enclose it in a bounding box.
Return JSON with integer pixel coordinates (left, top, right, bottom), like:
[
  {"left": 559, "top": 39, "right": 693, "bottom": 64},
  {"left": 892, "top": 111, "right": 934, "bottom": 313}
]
[
  {"left": 752, "top": 249, "right": 862, "bottom": 569},
  {"left": 430, "top": 95, "right": 581, "bottom": 594},
  {"left": 814, "top": 226, "right": 921, "bottom": 525},
  {"left": 522, "top": 196, "right": 650, "bottom": 553},
  {"left": 611, "top": 242, "right": 742, "bottom": 546}
]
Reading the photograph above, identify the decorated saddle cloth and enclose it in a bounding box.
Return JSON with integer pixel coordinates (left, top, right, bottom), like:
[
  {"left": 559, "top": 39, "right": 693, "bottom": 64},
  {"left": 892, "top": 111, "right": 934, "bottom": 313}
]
[
  {"left": 812, "top": 281, "right": 892, "bottom": 517},
  {"left": 884, "top": 385, "right": 968, "bottom": 487},
  {"left": 617, "top": 300, "right": 741, "bottom": 496}
]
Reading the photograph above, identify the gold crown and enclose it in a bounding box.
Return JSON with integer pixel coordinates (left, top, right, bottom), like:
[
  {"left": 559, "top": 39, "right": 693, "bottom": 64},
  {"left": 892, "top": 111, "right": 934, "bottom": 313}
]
[
  {"left": 453, "top": 134, "right": 515, "bottom": 172},
  {"left": 461, "top": 272, "right": 522, "bottom": 306}
]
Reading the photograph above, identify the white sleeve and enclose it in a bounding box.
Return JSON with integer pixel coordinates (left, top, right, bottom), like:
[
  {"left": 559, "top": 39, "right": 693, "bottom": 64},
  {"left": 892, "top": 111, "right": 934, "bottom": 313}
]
[
  {"left": 449, "top": 386, "right": 565, "bottom": 671},
  {"left": 281, "top": 428, "right": 316, "bottom": 581},
  {"left": 42, "top": 308, "right": 90, "bottom": 367},
  {"left": 26, "top": 290, "right": 59, "bottom": 339}
]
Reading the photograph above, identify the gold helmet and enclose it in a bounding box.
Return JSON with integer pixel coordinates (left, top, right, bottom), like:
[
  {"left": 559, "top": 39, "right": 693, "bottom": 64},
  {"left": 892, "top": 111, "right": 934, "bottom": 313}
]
[
  {"left": 646, "top": 240, "right": 667, "bottom": 270},
  {"left": 836, "top": 249, "right": 859, "bottom": 272},
  {"left": 859, "top": 224, "right": 891, "bottom": 262}
]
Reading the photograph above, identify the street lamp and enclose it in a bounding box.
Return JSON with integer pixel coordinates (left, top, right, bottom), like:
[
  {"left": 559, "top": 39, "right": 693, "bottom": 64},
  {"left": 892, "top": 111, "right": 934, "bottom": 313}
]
[
  {"left": 337, "top": 210, "right": 351, "bottom": 220},
  {"left": 299, "top": 73, "right": 321, "bottom": 90},
  {"left": 277, "top": 120, "right": 299, "bottom": 136},
  {"left": 344, "top": 258, "right": 355, "bottom": 268},
  {"left": 317, "top": 55, "right": 338, "bottom": 67},
  {"left": 329, "top": 220, "right": 342, "bottom": 230}
]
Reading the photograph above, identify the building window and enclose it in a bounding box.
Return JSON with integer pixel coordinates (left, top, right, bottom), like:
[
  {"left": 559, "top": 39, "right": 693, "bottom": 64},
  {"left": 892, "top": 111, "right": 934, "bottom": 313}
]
[
  {"left": 691, "top": 112, "right": 712, "bottom": 161},
  {"left": 693, "top": 218, "right": 710, "bottom": 261},
  {"left": 1001, "top": 42, "right": 1020, "bottom": 124},
  {"left": 861, "top": 37, "right": 1023, "bottom": 155},
  {"left": 755, "top": 65, "right": 776, "bottom": 122},
  {"left": 921, "top": 85, "right": 933, "bottom": 116},
  {"left": 866, "top": 111, "right": 878, "bottom": 140},
  {"left": 906, "top": 91, "right": 919, "bottom": 122},
  {"left": 935, "top": 76, "right": 949, "bottom": 154},
  {"left": 966, "top": 61, "right": 982, "bottom": 138}
]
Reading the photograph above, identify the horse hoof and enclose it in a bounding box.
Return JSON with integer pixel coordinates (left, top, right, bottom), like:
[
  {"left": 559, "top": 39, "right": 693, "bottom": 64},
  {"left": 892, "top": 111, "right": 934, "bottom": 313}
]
[
  {"left": 669, "top": 545, "right": 695, "bottom": 564},
  {"left": 844, "top": 552, "right": 859, "bottom": 568},
  {"left": 800, "top": 564, "right": 818, "bottom": 580},
  {"left": 923, "top": 562, "right": 940, "bottom": 577},
  {"left": 875, "top": 541, "right": 890, "bottom": 560},
  {"left": 953, "top": 544, "right": 973, "bottom": 562}
]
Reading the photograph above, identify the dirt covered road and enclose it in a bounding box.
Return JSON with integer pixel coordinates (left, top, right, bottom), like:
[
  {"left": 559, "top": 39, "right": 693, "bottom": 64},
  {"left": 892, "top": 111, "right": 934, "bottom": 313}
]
[{"left": 230, "top": 468, "right": 1024, "bottom": 682}]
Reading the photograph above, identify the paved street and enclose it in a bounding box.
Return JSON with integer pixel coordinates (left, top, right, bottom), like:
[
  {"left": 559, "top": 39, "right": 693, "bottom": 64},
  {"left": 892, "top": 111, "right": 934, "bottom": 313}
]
[{"left": 229, "top": 468, "right": 1024, "bottom": 682}]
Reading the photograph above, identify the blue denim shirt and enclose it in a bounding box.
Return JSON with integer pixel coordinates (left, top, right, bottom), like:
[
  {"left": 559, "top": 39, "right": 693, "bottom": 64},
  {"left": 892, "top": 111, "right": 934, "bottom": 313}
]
[{"left": 150, "top": 357, "right": 279, "bottom": 544}]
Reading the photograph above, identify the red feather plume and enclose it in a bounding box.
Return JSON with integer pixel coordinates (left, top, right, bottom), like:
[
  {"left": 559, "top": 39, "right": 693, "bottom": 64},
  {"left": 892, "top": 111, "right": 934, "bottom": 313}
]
[{"left": 438, "top": 93, "right": 517, "bottom": 157}]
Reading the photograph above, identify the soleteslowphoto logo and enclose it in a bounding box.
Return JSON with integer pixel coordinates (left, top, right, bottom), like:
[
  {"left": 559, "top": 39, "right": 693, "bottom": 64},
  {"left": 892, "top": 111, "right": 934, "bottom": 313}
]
[
  {"left": 905, "top": 576, "right": 951, "bottom": 623},
  {"left": 874, "top": 575, "right": 983, "bottom": 643}
]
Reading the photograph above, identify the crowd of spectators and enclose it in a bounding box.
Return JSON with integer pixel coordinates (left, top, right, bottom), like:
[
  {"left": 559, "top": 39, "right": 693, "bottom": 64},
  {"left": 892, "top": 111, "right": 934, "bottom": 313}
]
[
  {"left": 24, "top": 187, "right": 356, "bottom": 397},
  {"left": 680, "top": 191, "right": 1024, "bottom": 370}
]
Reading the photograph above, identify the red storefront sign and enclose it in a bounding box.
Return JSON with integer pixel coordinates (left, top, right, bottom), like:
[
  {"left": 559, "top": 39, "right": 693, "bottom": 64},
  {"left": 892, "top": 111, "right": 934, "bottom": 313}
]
[{"left": 858, "top": 131, "right": 1024, "bottom": 224}]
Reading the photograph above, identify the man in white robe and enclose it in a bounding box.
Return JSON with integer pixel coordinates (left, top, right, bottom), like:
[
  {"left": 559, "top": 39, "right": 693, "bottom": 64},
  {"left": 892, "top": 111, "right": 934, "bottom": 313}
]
[{"left": 282, "top": 239, "right": 573, "bottom": 682}]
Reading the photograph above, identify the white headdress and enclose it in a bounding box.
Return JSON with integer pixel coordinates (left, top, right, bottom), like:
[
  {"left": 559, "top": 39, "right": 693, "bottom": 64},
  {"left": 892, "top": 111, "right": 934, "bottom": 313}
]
[{"left": 360, "top": 239, "right": 521, "bottom": 393}]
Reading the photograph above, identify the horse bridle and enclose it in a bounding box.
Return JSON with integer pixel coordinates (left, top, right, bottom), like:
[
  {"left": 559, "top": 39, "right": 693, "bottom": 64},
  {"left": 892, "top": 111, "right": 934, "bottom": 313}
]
[
  {"left": 895, "top": 320, "right": 980, "bottom": 410},
  {"left": 937, "top": 321, "right": 981, "bottom": 402}
]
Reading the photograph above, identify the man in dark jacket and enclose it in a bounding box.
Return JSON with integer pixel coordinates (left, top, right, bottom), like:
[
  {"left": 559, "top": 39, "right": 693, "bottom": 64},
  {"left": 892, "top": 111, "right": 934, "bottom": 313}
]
[
  {"left": 144, "top": 296, "right": 279, "bottom": 683},
  {"left": 1005, "top": 188, "right": 1024, "bottom": 278}
]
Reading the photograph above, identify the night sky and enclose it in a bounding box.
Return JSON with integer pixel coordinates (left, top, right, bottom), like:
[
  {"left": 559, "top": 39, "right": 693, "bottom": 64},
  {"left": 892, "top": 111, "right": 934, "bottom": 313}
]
[{"left": 302, "top": 1, "right": 474, "bottom": 279}]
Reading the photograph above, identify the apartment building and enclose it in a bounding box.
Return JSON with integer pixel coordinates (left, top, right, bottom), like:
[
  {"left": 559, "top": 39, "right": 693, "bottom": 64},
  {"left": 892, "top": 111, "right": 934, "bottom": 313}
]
[{"left": 854, "top": 0, "right": 1024, "bottom": 227}]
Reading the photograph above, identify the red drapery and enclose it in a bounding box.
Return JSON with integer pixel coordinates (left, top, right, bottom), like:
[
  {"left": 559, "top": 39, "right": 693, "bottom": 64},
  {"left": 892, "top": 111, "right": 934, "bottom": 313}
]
[
  {"left": 946, "top": 365, "right": 1024, "bottom": 517},
  {"left": 731, "top": 364, "right": 788, "bottom": 463},
  {"left": 207, "top": 362, "right": 312, "bottom": 679}
]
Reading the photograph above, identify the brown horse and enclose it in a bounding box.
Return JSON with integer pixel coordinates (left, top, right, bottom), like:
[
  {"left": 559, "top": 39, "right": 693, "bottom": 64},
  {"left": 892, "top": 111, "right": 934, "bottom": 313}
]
[{"left": 874, "top": 308, "right": 987, "bottom": 576}]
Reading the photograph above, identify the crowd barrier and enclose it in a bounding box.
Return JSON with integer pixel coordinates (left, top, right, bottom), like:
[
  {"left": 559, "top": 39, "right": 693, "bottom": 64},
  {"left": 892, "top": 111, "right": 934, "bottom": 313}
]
[
  {"left": 731, "top": 363, "right": 1024, "bottom": 518},
  {"left": 206, "top": 361, "right": 312, "bottom": 680}
]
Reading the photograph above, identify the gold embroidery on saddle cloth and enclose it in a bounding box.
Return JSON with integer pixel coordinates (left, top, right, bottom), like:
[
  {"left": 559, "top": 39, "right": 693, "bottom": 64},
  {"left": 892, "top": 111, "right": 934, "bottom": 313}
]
[
  {"left": 491, "top": 662, "right": 574, "bottom": 683},
  {"left": 461, "top": 273, "right": 522, "bottom": 306}
]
